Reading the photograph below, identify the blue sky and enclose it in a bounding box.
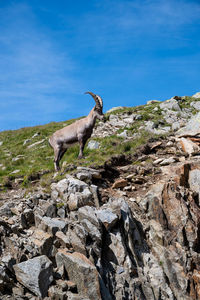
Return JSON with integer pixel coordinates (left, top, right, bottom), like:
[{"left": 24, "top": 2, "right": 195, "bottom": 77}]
[{"left": 0, "top": 0, "right": 200, "bottom": 131}]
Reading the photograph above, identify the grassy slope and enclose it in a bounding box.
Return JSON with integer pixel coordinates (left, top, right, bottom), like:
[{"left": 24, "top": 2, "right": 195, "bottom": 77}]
[{"left": 0, "top": 97, "right": 198, "bottom": 188}]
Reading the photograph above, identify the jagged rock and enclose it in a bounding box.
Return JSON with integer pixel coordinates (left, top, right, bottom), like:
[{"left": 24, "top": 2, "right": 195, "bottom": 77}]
[
  {"left": 76, "top": 166, "right": 102, "bottom": 180},
  {"left": 177, "top": 111, "right": 200, "bottom": 137},
  {"left": 55, "top": 231, "right": 71, "bottom": 248},
  {"left": 57, "top": 206, "right": 66, "bottom": 218},
  {"left": 48, "top": 285, "right": 68, "bottom": 299},
  {"left": 51, "top": 175, "right": 95, "bottom": 210},
  {"left": 97, "top": 209, "right": 118, "bottom": 230},
  {"left": 12, "top": 285, "right": 25, "bottom": 297},
  {"left": 38, "top": 200, "right": 57, "bottom": 218},
  {"left": 78, "top": 206, "right": 99, "bottom": 227},
  {"left": 21, "top": 208, "right": 34, "bottom": 229},
  {"left": 0, "top": 202, "right": 15, "bottom": 217},
  {"left": 35, "top": 215, "right": 67, "bottom": 235},
  {"left": 190, "top": 101, "right": 200, "bottom": 110},
  {"left": 172, "top": 121, "right": 181, "bottom": 131},
  {"left": 178, "top": 137, "right": 199, "bottom": 155},
  {"left": 30, "top": 229, "right": 53, "bottom": 256},
  {"left": 56, "top": 250, "right": 101, "bottom": 299},
  {"left": 13, "top": 255, "right": 53, "bottom": 298},
  {"left": 68, "top": 223, "right": 87, "bottom": 255},
  {"left": 189, "top": 169, "right": 200, "bottom": 204},
  {"left": 160, "top": 157, "right": 176, "bottom": 166},
  {"left": 160, "top": 98, "right": 181, "bottom": 111}
]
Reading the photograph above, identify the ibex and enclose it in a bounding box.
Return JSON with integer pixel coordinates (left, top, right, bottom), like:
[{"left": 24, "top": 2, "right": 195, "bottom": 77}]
[{"left": 49, "top": 92, "right": 104, "bottom": 171}]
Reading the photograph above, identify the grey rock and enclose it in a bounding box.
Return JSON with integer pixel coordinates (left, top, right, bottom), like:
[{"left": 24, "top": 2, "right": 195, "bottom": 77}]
[
  {"left": 172, "top": 121, "right": 181, "bottom": 131},
  {"left": 97, "top": 209, "right": 118, "bottom": 230},
  {"left": 145, "top": 120, "right": 155, "bottom": 130},
  {"left": 23, "top": 139, "right": 31, "bottom": 145},
  {"left": 0, "top": 141, "right": 3, "bottom": 146},
  {"left": 57, "top": 207, "right": 66, "bottom": 218},
  {"left": 56, "top": 250, "right": 101, "bottom": 299},
  {"left": 177, "top": 112, "right": 200, "bottom": 137},
  {"left": 51, "top": 175, "right": 94, "bottom": 211},
  {"left": 160, "top": 99, "right": 181, "bottom": 111},
  {"left": 30, "top": 229, "right": 53, "bottom": 256},
  {"left": 178, "top": 137, "right": 199, "bottom": 155},
  {"left": 76, "top": 171, "right": 92, "bottom": 181},
  {"left": 190, "top": 101, "right": 200, "bottom": 110},
  {"left": 77, "top": 167, "right": 101, "bottom": 179},
  {"left": 55, "top": 231, "right": 71, "bottom": 248},
  {"left": 0, "top": 202, "right": 14, "bottom": 217},
  {"left": 81, "top": 218, "right": 102, "bottom": 247},
  {"left": 35, "top": 215, "right": 67, "bottom": 235},
  {"left": 1, "top": 254, "right": 16, "bottom": 272},
  {"left": 21, "top": 208, "right": 35, "bottom": 229},
  {"left": 78, "top": 206, "right": 99, "bottom": 227},
  {"left": 66, "top": 175, "right": 89, "bottom": 193},
  {"left": 87, "top": 140, "right": 100, "bottom": 150},
  {"left": 160, "top": 157, "right": 176, "bottom": 166},
  {"left": 68, "top": 224, "right": 87, "bottom": 255},
  {"left": 117, "top": 130, "right": 128, "bottom": 138},
  {"left": 27, "top": 139, "right": 45, "bottom": 149},
  {"left": 48, "top": 286, "right": 68, "bottom": 299},
  {"left": 189, "top": 169, "right": 200, "bottom": 204},
  {"left": 38, "top": 200, "right": 57, "bottom": 218},
  {"left": 31, "top": 132, "right": 40, "bottom": 139},
  {"left": 13, "top": 255, "right": 53, "bottom": 298}
]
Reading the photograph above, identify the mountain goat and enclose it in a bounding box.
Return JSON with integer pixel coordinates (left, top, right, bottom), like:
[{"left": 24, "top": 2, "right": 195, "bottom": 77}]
[{"left": 49, "top": 92, "right": 104, "bottom": 171}]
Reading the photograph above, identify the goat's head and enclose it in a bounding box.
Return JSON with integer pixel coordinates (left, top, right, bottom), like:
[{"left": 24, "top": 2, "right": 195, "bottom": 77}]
[{"left": 85, "top": 91, "right": 105, "bottom": 121}]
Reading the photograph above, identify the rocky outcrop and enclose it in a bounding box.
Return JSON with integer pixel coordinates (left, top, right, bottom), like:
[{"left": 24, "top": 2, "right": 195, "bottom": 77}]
[{"left": 0, "top": 151, "right": 200, "bottom": 299}]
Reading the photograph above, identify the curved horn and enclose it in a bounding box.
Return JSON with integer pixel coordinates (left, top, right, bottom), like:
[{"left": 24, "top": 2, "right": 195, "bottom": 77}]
[{"left": 85, "top": 91, "right": 103, "bottom": 110}]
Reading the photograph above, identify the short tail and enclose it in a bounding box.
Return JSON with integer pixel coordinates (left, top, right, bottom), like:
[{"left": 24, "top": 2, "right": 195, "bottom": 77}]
[{"left": 48, "top": 137, "right": 53, "bottom": 148}]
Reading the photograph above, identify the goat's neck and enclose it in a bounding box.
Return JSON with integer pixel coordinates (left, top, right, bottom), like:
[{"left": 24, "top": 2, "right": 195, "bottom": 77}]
[{"left": 86, "top": 107, "right": 97, "bottom": 127}]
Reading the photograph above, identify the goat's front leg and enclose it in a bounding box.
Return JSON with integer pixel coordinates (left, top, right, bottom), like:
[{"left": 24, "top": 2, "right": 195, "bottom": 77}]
[
  {"left": 54, "top": 147, "right": 61, "bottom": 171},
  {"left": 78, "top": 139, "right": 86, "bottom": 159}
]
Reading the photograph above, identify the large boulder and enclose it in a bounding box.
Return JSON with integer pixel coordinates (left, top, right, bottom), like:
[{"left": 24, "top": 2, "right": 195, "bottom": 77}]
[
  {"left": 177, "top": 112, "right": 200, "bottom": 137},
  {"left": 13, "top": 255, "right": 53, "bottom": 298},
  {"left": 51, "top": 175, "right": 95, "bottom": 211},
  {"left": 160, "top": 99, "right": 181, "bottom": 111},
  {"left": 56, "top": 250, "right": 101, "bottom": 299}
]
